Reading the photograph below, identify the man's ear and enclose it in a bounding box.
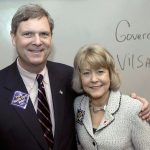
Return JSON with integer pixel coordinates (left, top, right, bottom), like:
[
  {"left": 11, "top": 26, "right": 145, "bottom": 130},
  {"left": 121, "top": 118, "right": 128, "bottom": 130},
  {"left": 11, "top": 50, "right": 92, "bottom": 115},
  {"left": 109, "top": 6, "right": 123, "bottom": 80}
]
[{"left": 10, "top": 32, "right": 16, "bottom": 46}]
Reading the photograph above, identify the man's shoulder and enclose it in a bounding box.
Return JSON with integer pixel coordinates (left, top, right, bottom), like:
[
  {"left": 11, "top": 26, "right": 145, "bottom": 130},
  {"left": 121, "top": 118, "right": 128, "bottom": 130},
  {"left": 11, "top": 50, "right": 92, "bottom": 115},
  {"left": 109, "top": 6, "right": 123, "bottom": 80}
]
[
  {"left": 0, "top": 62, "right": 16, "bottom": 75},
  {"left": 47, "top": 61, "right": 73, "bottom": 72}
]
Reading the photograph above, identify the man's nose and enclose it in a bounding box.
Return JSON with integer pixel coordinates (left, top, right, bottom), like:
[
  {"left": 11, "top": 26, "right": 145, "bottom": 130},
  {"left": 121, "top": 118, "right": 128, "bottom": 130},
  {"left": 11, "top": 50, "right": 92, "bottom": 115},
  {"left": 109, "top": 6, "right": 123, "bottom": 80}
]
[{"left": 33, "top": 34, "right": 42, "bottom": 45}]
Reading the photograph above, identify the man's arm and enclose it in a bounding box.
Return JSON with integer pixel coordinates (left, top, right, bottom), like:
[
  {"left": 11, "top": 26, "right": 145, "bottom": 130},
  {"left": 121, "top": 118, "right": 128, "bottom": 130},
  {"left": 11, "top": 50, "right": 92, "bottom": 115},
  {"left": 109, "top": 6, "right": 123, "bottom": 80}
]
[{"left": 131, "top": 93, "right": 150, "bottom": 121}]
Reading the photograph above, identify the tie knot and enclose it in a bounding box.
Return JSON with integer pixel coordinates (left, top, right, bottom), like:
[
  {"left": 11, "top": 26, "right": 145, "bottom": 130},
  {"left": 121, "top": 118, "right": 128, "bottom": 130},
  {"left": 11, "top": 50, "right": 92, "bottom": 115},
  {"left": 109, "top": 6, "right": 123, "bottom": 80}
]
[{"left": 36, "top": 74, "right": 43, "bottom": 84}]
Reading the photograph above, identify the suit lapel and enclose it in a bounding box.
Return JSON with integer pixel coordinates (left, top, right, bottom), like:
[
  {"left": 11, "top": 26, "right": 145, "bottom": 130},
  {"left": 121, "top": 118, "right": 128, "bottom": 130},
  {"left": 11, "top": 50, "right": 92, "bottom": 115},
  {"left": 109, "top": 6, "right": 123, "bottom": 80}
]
[
  {"left": 81, "top": 96, "right": 94, "bottom": 137},
  {"left": 4, "top": 62, "right": 48, "bottom": 150},
  {"left": 47, "top": 63, "right": 66, "bottom": 149}
]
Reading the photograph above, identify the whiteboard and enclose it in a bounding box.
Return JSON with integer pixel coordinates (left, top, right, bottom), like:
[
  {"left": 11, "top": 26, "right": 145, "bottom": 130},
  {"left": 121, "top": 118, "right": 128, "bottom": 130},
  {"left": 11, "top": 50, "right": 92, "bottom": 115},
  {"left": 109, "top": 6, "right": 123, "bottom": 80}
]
[{"left": 0, "top": 0, "right": 150, "bottom": 99}]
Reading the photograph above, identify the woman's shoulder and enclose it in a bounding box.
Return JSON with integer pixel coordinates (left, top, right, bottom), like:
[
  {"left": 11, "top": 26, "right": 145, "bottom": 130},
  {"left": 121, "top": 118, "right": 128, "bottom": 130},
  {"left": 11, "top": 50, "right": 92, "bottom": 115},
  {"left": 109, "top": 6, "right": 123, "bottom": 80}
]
[
  {"left": 74, "top": 95, "right": 87, "bottom": 111},
  {"left": 121, "top": 93, "right": 142, "bottom": 114},
  {"left": 74, "top": 95, "right": 85, "bottom": 105}
]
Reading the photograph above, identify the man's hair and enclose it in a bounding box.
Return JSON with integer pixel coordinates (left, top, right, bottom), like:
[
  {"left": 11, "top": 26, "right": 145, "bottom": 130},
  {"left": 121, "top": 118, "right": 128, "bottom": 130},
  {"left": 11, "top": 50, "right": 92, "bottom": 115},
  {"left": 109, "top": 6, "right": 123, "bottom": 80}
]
[{"left": 11, "top": 4, "right": 54, "bottom": 35}]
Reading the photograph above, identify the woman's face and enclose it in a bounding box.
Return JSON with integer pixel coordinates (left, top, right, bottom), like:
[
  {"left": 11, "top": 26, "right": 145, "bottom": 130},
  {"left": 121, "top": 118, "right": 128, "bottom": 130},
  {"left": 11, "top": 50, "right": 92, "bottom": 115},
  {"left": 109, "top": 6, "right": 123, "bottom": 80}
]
[{"left": 80, "top": 64, "right": 110, "bottom": 102}]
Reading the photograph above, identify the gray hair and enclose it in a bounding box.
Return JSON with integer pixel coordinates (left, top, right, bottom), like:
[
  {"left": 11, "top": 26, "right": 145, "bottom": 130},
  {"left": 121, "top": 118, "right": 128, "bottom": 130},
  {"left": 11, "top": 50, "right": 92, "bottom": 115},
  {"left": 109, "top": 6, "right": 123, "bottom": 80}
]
[{"left": 11, "top": 4, "right": 54, "bottom": 35}]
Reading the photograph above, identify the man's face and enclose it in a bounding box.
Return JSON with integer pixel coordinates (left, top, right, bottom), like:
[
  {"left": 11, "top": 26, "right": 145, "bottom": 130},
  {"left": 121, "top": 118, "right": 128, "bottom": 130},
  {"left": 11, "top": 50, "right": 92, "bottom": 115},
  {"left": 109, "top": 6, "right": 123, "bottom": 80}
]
[{"left": 11, "top": 16, "right": 52, "bottom": 72}]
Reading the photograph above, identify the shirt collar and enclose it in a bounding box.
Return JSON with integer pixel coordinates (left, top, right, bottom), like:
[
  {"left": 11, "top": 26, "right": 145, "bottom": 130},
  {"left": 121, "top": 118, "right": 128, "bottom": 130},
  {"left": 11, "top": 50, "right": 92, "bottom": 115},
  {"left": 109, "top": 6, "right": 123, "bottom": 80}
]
[
  {"left": 80, "top": 91, "right": 121, "bottom": 114},
  {"left": 17, "top": 59, "right": 49, "bottom": 87}
]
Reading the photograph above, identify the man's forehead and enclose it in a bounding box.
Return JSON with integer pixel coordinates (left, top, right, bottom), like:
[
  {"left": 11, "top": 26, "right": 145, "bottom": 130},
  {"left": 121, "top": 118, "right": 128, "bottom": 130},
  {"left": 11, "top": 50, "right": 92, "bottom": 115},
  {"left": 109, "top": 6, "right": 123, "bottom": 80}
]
[{"left": 17, "top": 17, "right": 51, "bottom": 32}]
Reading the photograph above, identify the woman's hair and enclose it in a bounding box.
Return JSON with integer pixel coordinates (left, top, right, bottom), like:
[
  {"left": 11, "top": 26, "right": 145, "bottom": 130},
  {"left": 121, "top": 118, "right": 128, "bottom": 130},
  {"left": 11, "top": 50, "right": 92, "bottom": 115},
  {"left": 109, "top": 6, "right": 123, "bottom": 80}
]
[
  {"left": 72, "top": 44, "right": 121, "bottom": 93},
  {"left": 11, "top": 4, "right": 54, "bottom": 35}
]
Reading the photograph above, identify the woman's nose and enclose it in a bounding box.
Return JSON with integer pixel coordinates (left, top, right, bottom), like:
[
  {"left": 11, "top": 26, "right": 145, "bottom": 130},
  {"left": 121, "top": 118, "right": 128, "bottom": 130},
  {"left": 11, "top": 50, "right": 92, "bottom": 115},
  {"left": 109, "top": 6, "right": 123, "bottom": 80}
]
[{"left": 91, "top": 72, "right": 98, "bottom": 81}]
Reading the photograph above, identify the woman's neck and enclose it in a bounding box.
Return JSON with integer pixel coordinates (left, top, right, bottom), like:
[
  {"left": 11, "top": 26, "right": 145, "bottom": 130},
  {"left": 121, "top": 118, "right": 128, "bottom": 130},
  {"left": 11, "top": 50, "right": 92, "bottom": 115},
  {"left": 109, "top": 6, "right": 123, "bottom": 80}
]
[{"left": 90, "top": 91, "right": 110, "bottom": 107}]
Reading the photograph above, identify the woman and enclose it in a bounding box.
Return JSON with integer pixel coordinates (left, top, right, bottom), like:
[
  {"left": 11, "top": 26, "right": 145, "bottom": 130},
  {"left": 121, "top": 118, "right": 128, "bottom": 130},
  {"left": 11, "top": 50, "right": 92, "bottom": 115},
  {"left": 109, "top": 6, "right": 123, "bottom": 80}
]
[{"left": 72, "top": 44, "right": 150, "bottom": 150}]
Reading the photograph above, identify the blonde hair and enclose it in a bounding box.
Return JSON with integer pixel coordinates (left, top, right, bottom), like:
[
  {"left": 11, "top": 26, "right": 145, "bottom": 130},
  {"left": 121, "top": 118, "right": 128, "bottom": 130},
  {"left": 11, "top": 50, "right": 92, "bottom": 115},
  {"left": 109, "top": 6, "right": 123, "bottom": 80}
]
[{"left": 72, "top": 44, "right": 121, "bottom": 93}]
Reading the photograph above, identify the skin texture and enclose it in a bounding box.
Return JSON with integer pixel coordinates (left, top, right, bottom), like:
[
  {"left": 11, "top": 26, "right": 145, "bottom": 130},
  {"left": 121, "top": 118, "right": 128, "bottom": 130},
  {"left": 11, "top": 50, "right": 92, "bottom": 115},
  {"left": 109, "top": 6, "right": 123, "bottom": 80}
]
[
  {"left": 11, "top": 17, "right": 52, "bottom": 74},
  {"left": 80, "top": 66, "right": 110, "bottom": 107}
]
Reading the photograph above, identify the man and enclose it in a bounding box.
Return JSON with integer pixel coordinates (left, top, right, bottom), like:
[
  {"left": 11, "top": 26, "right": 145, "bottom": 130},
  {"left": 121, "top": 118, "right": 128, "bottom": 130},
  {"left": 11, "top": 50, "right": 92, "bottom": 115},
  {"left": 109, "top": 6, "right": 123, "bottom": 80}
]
[
  {"left": 0, "top": 4, "right": 76, "bottom": 150},
  {"left": 0, "top": 4, "right": 149, "bottom": 150}
]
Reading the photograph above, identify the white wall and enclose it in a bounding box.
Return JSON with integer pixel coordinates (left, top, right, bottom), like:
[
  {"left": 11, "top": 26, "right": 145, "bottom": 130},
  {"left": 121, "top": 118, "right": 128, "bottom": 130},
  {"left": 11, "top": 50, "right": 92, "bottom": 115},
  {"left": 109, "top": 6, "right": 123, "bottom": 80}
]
[{"left": 0, "top": 0, "right": 150, "bottom": 99}]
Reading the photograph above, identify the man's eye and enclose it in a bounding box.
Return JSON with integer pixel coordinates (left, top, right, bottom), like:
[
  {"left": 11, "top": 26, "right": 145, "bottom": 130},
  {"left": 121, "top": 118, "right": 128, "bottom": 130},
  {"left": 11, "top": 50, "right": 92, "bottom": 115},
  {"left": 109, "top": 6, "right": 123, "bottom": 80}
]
[
  {"left": 22, "top": 32, "right": 33, "bottom": 38},
  {"left": 40, "top": 32, "right": 50, "bottom": 38}
]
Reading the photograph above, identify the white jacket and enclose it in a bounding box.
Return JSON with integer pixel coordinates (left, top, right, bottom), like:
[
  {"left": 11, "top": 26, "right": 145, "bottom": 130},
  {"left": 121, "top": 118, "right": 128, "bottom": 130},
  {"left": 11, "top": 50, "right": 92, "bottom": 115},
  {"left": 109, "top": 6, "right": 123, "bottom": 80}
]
[{"left": 74, "top": 91, "right": 150, "bottom": 150}]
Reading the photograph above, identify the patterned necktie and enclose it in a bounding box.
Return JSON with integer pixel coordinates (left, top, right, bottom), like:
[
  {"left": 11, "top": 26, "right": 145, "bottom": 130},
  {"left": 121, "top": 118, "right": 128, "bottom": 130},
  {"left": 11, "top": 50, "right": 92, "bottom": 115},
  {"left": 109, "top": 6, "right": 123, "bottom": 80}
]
[{"left": 36, "top": 74, "right": 54, "bottom": 150}]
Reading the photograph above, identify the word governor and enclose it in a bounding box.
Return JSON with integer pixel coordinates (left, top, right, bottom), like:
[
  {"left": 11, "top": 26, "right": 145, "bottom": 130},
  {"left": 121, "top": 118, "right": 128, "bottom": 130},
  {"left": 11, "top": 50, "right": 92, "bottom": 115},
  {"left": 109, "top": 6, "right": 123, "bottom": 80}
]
[
  {"left": 116, "top": 53, "right": 150, "bottom": 70},
  {"left": 115, "top": 20, "right": 150, "bottom": 42}
]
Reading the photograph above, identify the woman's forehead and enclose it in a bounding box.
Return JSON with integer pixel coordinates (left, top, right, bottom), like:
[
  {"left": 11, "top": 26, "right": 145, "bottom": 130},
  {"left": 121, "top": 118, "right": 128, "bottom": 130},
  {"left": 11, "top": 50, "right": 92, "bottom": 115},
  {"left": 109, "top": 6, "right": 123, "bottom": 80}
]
[{"left": 80, "top": 61, "right": 106, "bottom": 70}]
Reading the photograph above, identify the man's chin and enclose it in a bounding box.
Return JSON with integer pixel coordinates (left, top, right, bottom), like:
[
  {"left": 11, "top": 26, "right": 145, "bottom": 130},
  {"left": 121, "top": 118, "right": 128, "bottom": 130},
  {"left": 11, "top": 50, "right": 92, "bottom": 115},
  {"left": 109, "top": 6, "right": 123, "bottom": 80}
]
[{"left": 30, "top": 60, "right": 46, "bottom": 66}]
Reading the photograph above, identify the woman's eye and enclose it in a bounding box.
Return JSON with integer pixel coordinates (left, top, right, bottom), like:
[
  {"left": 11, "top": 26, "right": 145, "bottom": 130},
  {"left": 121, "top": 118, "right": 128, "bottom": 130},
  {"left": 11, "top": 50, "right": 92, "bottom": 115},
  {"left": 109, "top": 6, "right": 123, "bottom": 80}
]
[
  {"left": 82, "top": 71, "right": 90, "bottom": 76},
  {"left": 97, "top": 70, "right": 103, "bottom": 74},
  {"left": 83, "top": 72, "right": 89, "bottom": 75}
]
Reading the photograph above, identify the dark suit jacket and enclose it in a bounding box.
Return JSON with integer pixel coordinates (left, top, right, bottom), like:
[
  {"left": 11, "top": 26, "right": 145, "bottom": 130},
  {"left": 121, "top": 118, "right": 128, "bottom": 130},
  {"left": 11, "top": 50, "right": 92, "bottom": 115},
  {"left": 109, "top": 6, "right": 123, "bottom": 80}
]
[{"left": 0, "top": 60, "right": 77, "bottom": 150}]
